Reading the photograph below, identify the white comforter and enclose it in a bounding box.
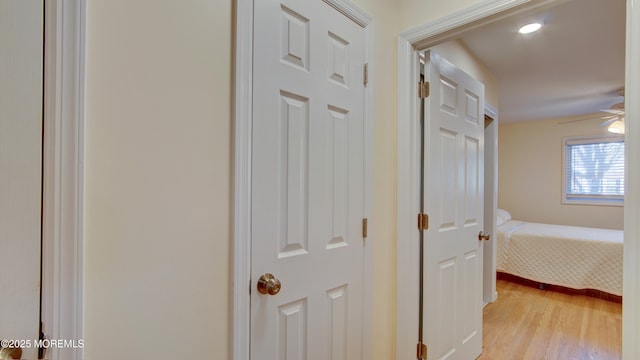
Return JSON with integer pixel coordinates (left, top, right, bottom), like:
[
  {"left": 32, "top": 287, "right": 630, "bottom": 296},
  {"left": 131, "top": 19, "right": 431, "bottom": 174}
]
[{"left": 497, "top": 220, "right": 623, "bottom": 296}]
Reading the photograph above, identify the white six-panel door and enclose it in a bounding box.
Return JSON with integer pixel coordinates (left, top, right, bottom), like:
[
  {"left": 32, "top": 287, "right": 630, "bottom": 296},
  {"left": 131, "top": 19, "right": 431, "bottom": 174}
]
[
  {"left": 423, "top": 50, "right": 485, "bottom": 360},
  {"left": 251, "top": 0, "right": 366, "bottom": 358}
]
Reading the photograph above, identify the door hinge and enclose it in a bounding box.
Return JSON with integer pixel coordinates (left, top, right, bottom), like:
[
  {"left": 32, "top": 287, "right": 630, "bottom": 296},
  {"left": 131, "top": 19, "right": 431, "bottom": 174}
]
[
  {"left": 363, "top": 63, "right": 369, "bottom": 86},
  {"left": 38, "top": 322, "right": 47, "bottom": 359},
  {"left": 418, "top": 81, "right": 430, "bottom": 99},
  {"left": 417, "top": 341, "right": 428, "bottom": 359},
  {"left": 362, "top": 218, "right": 368, "bottom": 238},
  {"left": 417, "top": 213, "right": 429, "bottom": 230}
]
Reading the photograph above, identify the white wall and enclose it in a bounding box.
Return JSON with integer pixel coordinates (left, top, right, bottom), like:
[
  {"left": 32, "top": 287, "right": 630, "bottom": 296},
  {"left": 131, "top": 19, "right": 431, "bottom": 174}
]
[
  {"left": 498, "top": 116, "right": 624, "bottom": 230},
  {"left": 84, "top": 0, "right": 231, "bottom": 358}
]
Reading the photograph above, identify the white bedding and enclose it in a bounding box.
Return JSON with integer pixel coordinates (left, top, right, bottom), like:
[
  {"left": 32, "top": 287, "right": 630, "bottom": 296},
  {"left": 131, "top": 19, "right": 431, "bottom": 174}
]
[{"left": 497, "top": 219, "right": 623, "bottom": 296}]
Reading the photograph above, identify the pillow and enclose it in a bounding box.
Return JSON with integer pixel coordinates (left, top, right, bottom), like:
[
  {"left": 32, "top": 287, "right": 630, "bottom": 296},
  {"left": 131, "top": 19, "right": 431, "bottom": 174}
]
[{"left": 496, "top": 208, "right": 511, "bottom": 226}]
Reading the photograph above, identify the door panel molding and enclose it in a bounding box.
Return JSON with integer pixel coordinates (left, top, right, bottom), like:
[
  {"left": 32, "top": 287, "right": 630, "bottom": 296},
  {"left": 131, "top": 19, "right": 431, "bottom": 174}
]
[
  {"left": 397, "top": 0, "right": 640, "bottom": 359},
  {"left": 233, "top": 1, "right": 373, "bottom": 359},
  {"left": 41, "top": 1, "right": 85, "bottom": 360}
]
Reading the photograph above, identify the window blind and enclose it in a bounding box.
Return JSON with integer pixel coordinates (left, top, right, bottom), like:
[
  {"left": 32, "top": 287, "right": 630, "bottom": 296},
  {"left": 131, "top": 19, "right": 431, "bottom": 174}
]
[{"left": 565, "top": 137, "right": 624, "bottom": 198}]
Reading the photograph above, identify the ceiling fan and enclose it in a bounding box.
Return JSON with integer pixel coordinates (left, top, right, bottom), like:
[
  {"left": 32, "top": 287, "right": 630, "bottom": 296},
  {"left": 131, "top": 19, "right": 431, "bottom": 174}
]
[
  {"left": 558, "top": 88, "right": 625, "bottom": 133},
  {"left": 600, "top": 100, "right": 625, "bottom": 134}
]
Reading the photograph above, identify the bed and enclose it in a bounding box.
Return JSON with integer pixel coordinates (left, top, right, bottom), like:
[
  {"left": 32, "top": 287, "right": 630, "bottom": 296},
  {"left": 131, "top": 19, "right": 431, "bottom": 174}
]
[{"left": 496, "top": 209, "right": 623, "bottom": 296}]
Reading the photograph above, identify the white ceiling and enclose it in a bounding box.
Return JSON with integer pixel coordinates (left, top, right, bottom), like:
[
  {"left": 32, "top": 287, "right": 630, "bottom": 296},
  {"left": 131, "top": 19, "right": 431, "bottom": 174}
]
[{"left": 458, "top": 0, "right": 626, "bottom": 123}]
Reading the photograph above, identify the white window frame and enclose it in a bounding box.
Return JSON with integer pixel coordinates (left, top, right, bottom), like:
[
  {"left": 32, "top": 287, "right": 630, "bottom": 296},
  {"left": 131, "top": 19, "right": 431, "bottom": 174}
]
[{"left": 562, "top": 134, "right": 625, "bottom": 206}]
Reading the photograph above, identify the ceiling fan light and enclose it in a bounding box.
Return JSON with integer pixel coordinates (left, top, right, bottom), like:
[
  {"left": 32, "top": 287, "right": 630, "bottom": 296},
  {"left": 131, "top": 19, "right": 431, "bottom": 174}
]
[
  {"left": 519, "top": 22, "right": 542, "bottom": 34},
  {"left": 608, "top": 119, "right": 625, "bottom": 134}
]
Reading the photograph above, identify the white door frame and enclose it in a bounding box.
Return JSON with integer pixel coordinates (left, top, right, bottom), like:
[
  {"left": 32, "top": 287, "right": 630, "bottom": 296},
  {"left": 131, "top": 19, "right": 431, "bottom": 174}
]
[
  {"left": 483, "top": 104, "right": 499, "bottom": 305},
  {"left": 232, "top": 1, "right": 375, "bottom": 359},
  {"left": 396, "top": 0, "right": 640, "bottom": 359},
  {"left": 41, "top": 1, "right": 85, "bottom": 360}
]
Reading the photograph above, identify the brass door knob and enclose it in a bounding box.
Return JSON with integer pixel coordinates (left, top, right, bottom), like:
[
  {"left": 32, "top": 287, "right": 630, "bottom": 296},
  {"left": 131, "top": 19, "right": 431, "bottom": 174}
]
[
  {"left": 257, "top": 273, "right": 281, "bottom": 295},
  {"left": 478, "top": 231, "right": 491, "bottom": 241},
  {"left": 0, "top": 345, "right": 22, "bottom": 360}
]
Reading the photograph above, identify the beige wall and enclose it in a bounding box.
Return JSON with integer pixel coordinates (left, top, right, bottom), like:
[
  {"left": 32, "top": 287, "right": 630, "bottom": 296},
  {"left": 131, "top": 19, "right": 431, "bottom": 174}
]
[
  {"left": 84, "top": 0, "right": 231, "bottom": 358},
  {"left": 348, "top": 0, "right": 400, "bottom": 357},
  {"left": 82, "top": 0, "right": 492, "bottom": 359},
  {"left": 498, "top": 117, "right": 624, "bottom": 230},
  {"left": 1, "top": 2, "right": 43, "bottom": 358},
  {"left": 399, "top": 0, "right": 484, "bottom": 32}
]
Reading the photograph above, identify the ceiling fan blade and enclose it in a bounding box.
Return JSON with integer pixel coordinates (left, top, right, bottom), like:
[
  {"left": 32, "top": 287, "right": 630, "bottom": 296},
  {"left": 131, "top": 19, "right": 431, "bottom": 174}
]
[
  {"left": 558, "top": 114, "right": 617, "bottom": 125},
  {"left": 601, "top": 109, "right": 625, "bottom": 115},
  {"left": 558, "top": 117, "right": 601, "bottom": 124},
  {"left": 600, "top": 117, "right": 619, "bottom": 126}
]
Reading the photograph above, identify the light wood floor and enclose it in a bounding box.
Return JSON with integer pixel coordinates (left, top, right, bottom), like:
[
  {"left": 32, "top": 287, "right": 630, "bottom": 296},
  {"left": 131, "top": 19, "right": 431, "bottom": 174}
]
[{"left": 478, "top": 279, "right": 622, "bottom": 360}]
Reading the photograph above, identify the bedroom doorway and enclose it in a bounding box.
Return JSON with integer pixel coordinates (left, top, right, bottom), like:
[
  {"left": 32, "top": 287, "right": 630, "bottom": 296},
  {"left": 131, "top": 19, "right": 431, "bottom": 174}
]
[{"left": 397, "top": 0, "right": 637, "bottom": 359}]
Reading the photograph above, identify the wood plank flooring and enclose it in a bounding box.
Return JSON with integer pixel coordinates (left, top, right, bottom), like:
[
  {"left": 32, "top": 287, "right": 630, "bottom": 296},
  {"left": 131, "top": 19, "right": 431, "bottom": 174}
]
[{"left": 478, "top": 279, "right": 622, "bottom": 360}]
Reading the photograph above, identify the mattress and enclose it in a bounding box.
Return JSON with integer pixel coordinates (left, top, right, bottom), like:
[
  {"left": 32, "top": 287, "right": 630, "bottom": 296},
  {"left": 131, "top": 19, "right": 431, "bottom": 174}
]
[{"left": 497, "top": 220, "right": 623, "bottom": 296}]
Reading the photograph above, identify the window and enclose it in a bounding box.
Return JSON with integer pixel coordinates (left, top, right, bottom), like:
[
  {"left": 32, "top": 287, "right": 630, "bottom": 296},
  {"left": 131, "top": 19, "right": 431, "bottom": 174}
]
[{"left": 563, "top": 135, "right": 624, "bottom": 205}]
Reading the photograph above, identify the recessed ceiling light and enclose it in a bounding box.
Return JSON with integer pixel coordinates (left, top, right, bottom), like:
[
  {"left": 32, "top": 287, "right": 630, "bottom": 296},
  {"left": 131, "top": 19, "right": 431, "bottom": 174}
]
[{"left": 519, "top": 22, "right": 542, "bottom": 34}]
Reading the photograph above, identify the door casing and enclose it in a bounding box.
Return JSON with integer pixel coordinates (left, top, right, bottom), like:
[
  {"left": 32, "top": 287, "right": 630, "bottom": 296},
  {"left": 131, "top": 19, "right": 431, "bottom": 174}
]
[
  {"left": 483, "top": 104, "right": 499, "bottom": 305},
  {"left": 232, "top": 0, "right": 375, "bottom": 359},
  {"left": 41, "top": 1, "right": 85, "bottom": 360},
  {"left": 396, "top": 1, "right": 640, "bottom": 359}
]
